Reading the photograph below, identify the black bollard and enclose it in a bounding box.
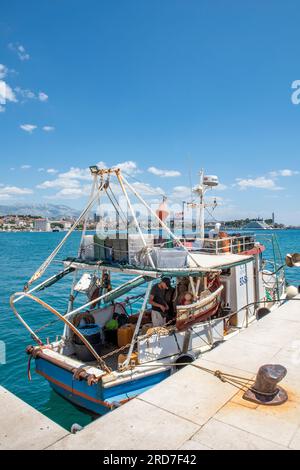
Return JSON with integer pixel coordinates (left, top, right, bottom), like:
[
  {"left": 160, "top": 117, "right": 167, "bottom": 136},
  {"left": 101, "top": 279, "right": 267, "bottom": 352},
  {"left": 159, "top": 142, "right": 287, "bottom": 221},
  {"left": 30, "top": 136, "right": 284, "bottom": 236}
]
[{"left": 243, "top": 364, "right": 288, "bottom": 406}]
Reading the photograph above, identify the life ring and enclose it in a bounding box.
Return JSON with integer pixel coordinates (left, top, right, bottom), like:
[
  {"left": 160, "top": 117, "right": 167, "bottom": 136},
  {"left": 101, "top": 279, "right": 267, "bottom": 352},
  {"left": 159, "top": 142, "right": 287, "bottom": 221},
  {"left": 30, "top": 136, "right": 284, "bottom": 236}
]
[{"left": 72, "top": 311, "right": 95, "bottom": 328}]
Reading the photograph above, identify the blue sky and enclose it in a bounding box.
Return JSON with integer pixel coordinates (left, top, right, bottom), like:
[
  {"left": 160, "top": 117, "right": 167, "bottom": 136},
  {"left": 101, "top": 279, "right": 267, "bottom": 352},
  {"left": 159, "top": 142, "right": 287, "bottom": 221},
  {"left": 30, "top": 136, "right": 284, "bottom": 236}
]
[{"left": 1, "top": 0, "right": 300, "bottom": 224}]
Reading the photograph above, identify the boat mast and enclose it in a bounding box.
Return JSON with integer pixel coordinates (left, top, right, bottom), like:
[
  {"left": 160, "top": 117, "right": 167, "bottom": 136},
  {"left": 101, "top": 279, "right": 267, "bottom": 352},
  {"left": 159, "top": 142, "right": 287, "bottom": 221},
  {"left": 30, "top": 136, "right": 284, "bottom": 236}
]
[
  {"left": 192, "top": 169, "right": 219, "bottom": 240},
  {"left": 199, "top": 169, "right": 205, "bottom": 239},
  {"left": 191, "top": 169, "right": 205, "bottom": 239}
]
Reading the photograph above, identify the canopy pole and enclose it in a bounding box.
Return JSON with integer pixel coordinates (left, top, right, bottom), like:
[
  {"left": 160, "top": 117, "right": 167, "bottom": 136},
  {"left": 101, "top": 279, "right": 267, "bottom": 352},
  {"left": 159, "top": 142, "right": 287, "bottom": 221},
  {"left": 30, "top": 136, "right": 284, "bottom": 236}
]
[
  {"left": 116, "top": 171, "right": 155, "bottom": 269},
  {"left": 65, "top": 173, "right": 99, "bottom": 321},
  {"left": 123, "top": 280, "right": 153, "bottom": 368},
  {"left": 121, "top": 174, "right": 208, "bottom": 270},
  {"left": 13, "top": 268, "right": 73, "bottom": 304}
]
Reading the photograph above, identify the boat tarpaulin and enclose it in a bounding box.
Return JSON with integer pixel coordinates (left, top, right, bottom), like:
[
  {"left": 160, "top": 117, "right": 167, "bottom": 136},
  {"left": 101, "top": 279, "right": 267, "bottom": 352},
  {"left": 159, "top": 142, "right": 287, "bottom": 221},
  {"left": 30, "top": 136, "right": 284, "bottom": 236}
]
[
  {"left": 36, "top": 267, "right": 75, "bottom": 292},
  {"left": 103, "top": 275, "right": 152, "bottom": 303}
]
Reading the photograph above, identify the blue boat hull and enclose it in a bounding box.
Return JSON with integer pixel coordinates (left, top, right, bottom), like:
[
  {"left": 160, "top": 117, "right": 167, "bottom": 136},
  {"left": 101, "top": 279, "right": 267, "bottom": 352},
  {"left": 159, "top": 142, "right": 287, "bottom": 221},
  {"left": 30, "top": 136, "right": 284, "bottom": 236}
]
[{"left": 35, "top": 356, "right": 170, "bottom": 415}]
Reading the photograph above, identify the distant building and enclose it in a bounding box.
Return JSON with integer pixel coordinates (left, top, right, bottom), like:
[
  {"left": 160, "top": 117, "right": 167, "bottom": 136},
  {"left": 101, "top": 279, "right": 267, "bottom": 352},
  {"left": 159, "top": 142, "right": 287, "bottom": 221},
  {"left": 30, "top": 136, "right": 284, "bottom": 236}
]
[
  {"left": 63, "top": 221, "right": 72, "bottom": 230},
  {"left": 244, "top": 219, "right": 271, "bottom": 230},
  {"left": 34, "top": 218, "right": 51, "bottom": 231}
]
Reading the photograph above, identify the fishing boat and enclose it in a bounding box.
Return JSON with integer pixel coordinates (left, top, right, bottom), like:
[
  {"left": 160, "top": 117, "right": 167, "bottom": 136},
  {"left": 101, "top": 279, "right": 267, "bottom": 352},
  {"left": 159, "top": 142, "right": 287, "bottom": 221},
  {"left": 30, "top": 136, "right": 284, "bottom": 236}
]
[{"left": 10, "top": 166, "right": 288, "bottom": 415}]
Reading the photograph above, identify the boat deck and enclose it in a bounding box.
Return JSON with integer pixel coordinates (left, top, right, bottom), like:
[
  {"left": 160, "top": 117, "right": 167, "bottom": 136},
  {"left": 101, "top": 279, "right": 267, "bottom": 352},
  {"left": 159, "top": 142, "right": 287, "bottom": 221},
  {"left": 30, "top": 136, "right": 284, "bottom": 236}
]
[{"left": 72, "top": 343, "right": 128, "bottom": 372}]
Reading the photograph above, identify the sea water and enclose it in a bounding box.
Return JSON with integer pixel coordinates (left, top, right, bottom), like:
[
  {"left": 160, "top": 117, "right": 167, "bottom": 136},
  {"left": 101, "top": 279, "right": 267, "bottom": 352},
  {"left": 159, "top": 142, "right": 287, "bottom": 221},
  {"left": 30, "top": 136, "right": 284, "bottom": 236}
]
[{"left": 0, "top": 230, "right": 299, "bottom": 430}]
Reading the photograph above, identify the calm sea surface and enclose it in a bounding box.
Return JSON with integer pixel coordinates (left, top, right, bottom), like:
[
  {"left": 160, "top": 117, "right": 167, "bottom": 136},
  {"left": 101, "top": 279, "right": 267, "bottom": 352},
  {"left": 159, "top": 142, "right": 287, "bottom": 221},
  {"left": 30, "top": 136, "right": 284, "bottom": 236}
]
[{"left": 0, "top": 230, "right": 300, "bottom": 429}]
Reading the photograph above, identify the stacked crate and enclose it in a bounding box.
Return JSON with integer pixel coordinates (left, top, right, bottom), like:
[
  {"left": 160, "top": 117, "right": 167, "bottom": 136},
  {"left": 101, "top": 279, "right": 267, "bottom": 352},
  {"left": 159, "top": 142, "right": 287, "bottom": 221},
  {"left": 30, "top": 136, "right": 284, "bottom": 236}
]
[{"left": 128, "top": 234, "right": 155, "bottom": 266}]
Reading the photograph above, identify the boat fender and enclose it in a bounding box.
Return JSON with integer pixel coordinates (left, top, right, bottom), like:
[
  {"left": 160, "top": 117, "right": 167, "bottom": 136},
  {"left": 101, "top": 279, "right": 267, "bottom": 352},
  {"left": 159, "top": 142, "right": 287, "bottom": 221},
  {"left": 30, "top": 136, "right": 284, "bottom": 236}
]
[
  {"left": 257, "top": 307, "right": 271, "bottom": 320},
  {"left": 71, "top": 423, "right": 83, "bottom": 434},
  {"left": 286, "top": 285, "right": 298, "bottom": 300},
  {"left": 174, "top": 353, "right": 196, "bottom": 371}
]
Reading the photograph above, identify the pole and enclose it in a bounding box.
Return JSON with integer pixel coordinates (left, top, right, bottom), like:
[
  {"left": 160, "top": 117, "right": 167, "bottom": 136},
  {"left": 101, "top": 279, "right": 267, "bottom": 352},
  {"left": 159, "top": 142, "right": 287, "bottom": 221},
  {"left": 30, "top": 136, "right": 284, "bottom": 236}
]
[
  {"left": 123, "top": 280, "right": 153, "bottom": 368},
  {"left": 199, "top": 169, "right": 205, "bottom": 240},
  {"left": 182, "top": 201, "right": 185, "bottom": 238}
]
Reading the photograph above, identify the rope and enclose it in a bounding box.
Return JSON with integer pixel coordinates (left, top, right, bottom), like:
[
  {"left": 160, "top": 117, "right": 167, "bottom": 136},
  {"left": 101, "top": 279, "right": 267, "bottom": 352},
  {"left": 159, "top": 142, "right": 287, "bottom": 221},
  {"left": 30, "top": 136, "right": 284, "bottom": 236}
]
[
  {"left": 101, "top": 318, "right": 176, "bottom": 360},
  {"left": 120, "top": 360, "right": 254, "bottom": 392},
  {"left": 121, "top": 170, "right": 166, "bottom": 198},
  {"left": 106, "top": 185, "right": 128, "bottom": 224}
]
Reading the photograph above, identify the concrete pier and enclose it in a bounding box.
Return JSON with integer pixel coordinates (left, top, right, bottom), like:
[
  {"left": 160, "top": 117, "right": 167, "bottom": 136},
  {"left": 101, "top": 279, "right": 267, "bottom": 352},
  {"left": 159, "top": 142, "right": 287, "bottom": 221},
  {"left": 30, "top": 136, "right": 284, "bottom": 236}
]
[
  {"left": 2, "top": 295, "right": 300, "bottom": 450},
  {"left": 0, "top": 387, "right": 68, "bottom": 449}
]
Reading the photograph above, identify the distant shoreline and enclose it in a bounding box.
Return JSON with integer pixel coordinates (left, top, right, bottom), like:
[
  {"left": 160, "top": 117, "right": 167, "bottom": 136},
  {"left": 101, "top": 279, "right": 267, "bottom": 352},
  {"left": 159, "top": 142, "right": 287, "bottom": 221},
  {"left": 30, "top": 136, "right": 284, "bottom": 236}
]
[{"left": 1, "top": 227, "right": 300, "bottom": 234}]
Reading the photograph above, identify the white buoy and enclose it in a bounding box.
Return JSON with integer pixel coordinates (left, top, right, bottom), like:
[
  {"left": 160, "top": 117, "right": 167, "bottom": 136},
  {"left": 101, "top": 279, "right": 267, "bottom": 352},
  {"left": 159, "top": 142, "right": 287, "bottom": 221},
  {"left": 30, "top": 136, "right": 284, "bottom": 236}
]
[
  {"left": 286, "top": 285, "right": 299, "bottom": 300},
  {"left": 71, "top": 423, "right": 83, "bottom": 434}
]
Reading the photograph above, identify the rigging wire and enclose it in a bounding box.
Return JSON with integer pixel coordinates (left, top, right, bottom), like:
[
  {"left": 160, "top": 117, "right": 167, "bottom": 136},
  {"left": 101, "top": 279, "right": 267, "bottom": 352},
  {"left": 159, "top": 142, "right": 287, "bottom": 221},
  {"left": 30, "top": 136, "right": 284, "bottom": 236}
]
[
  {"left": 122, "top": 170, "right": 166, "bottom": 199},
  {"left": 106, "top": 185, "right": 128, "bottom": 224}
]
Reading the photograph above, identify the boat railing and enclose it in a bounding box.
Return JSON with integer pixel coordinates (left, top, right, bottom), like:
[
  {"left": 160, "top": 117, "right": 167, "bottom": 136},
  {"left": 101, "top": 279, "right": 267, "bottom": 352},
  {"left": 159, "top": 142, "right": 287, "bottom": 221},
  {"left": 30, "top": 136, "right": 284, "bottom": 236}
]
[
  {"left": 182, "top": 234, "right": 257, "bottom": 255},
  {"left": 79, "top": 233, "right": 258, "bottom": 264}
]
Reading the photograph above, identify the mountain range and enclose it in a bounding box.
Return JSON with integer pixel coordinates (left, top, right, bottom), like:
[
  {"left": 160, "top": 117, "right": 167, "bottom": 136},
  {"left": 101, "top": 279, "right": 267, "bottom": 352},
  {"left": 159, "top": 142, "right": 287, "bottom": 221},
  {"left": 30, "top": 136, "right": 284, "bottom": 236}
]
[{"left": 0, "top": 203, "right": 80, "bottom": 218}]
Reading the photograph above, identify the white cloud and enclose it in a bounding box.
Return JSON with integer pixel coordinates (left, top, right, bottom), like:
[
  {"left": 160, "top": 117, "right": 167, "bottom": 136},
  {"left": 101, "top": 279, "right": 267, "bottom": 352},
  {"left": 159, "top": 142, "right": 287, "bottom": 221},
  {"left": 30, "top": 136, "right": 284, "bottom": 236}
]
[
  {"left": 37, "top": 178, "right": 81, "bottom": 190},
  {"left": 14, "top": 88, "right": 49, "bottom": 104},
  {"left": 20, "top": 165, "right": 31, "bottom": 169},
  {"left": 0, "top": 185, "right": 33, "bottom": 199},
  {"left": 235, "top": 176, "right": 283, "bottom": 191},
  {"left": 269, "top": 169, "right": 299, "bottom": 177},
  {"left": 0, "top": 80, "right": 17, "bottom": 111},
  {"left": 131, "top": 181, "right": 165, "bottom": 196},
  {"left": 43, "top": 126, "right": 55, "bottom": 132},
  {"left": 14, "top": 87, "right": 35, "bottom": 100},
  {"left": 170, "top": 185, "right": 192, "bottom": 200},
  {"left": 38, "top": 161, "right": 144, "bottom": 201},
  {"left": 20, "top": 124, "right": 37, "bottom": 133},
  {"left": 38, "top": 92, "right": 48, "bottom": 102},
  {"left": 9, "top": 43, "right": 30, "bottom": 61},
  {"left": 148, "top": 166, "right": 181, "bottom": 177},
  {"left": 37, "top": 164, "right": 98, "bottom": 200},
  {"left": 0, "top": 64, "right": 8, "bottom": 79},
  {"left": 114, "top": 160, "right": 140, "bottom": 175},
  {"left": 47, "top": 186, "right": 91, "bottom": 199},
  {"left": 58, "top": 167, "right": 91, "bottom": 181},
  {"left": 215, "top": 183, "right": 228, "bottom": 191}
]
